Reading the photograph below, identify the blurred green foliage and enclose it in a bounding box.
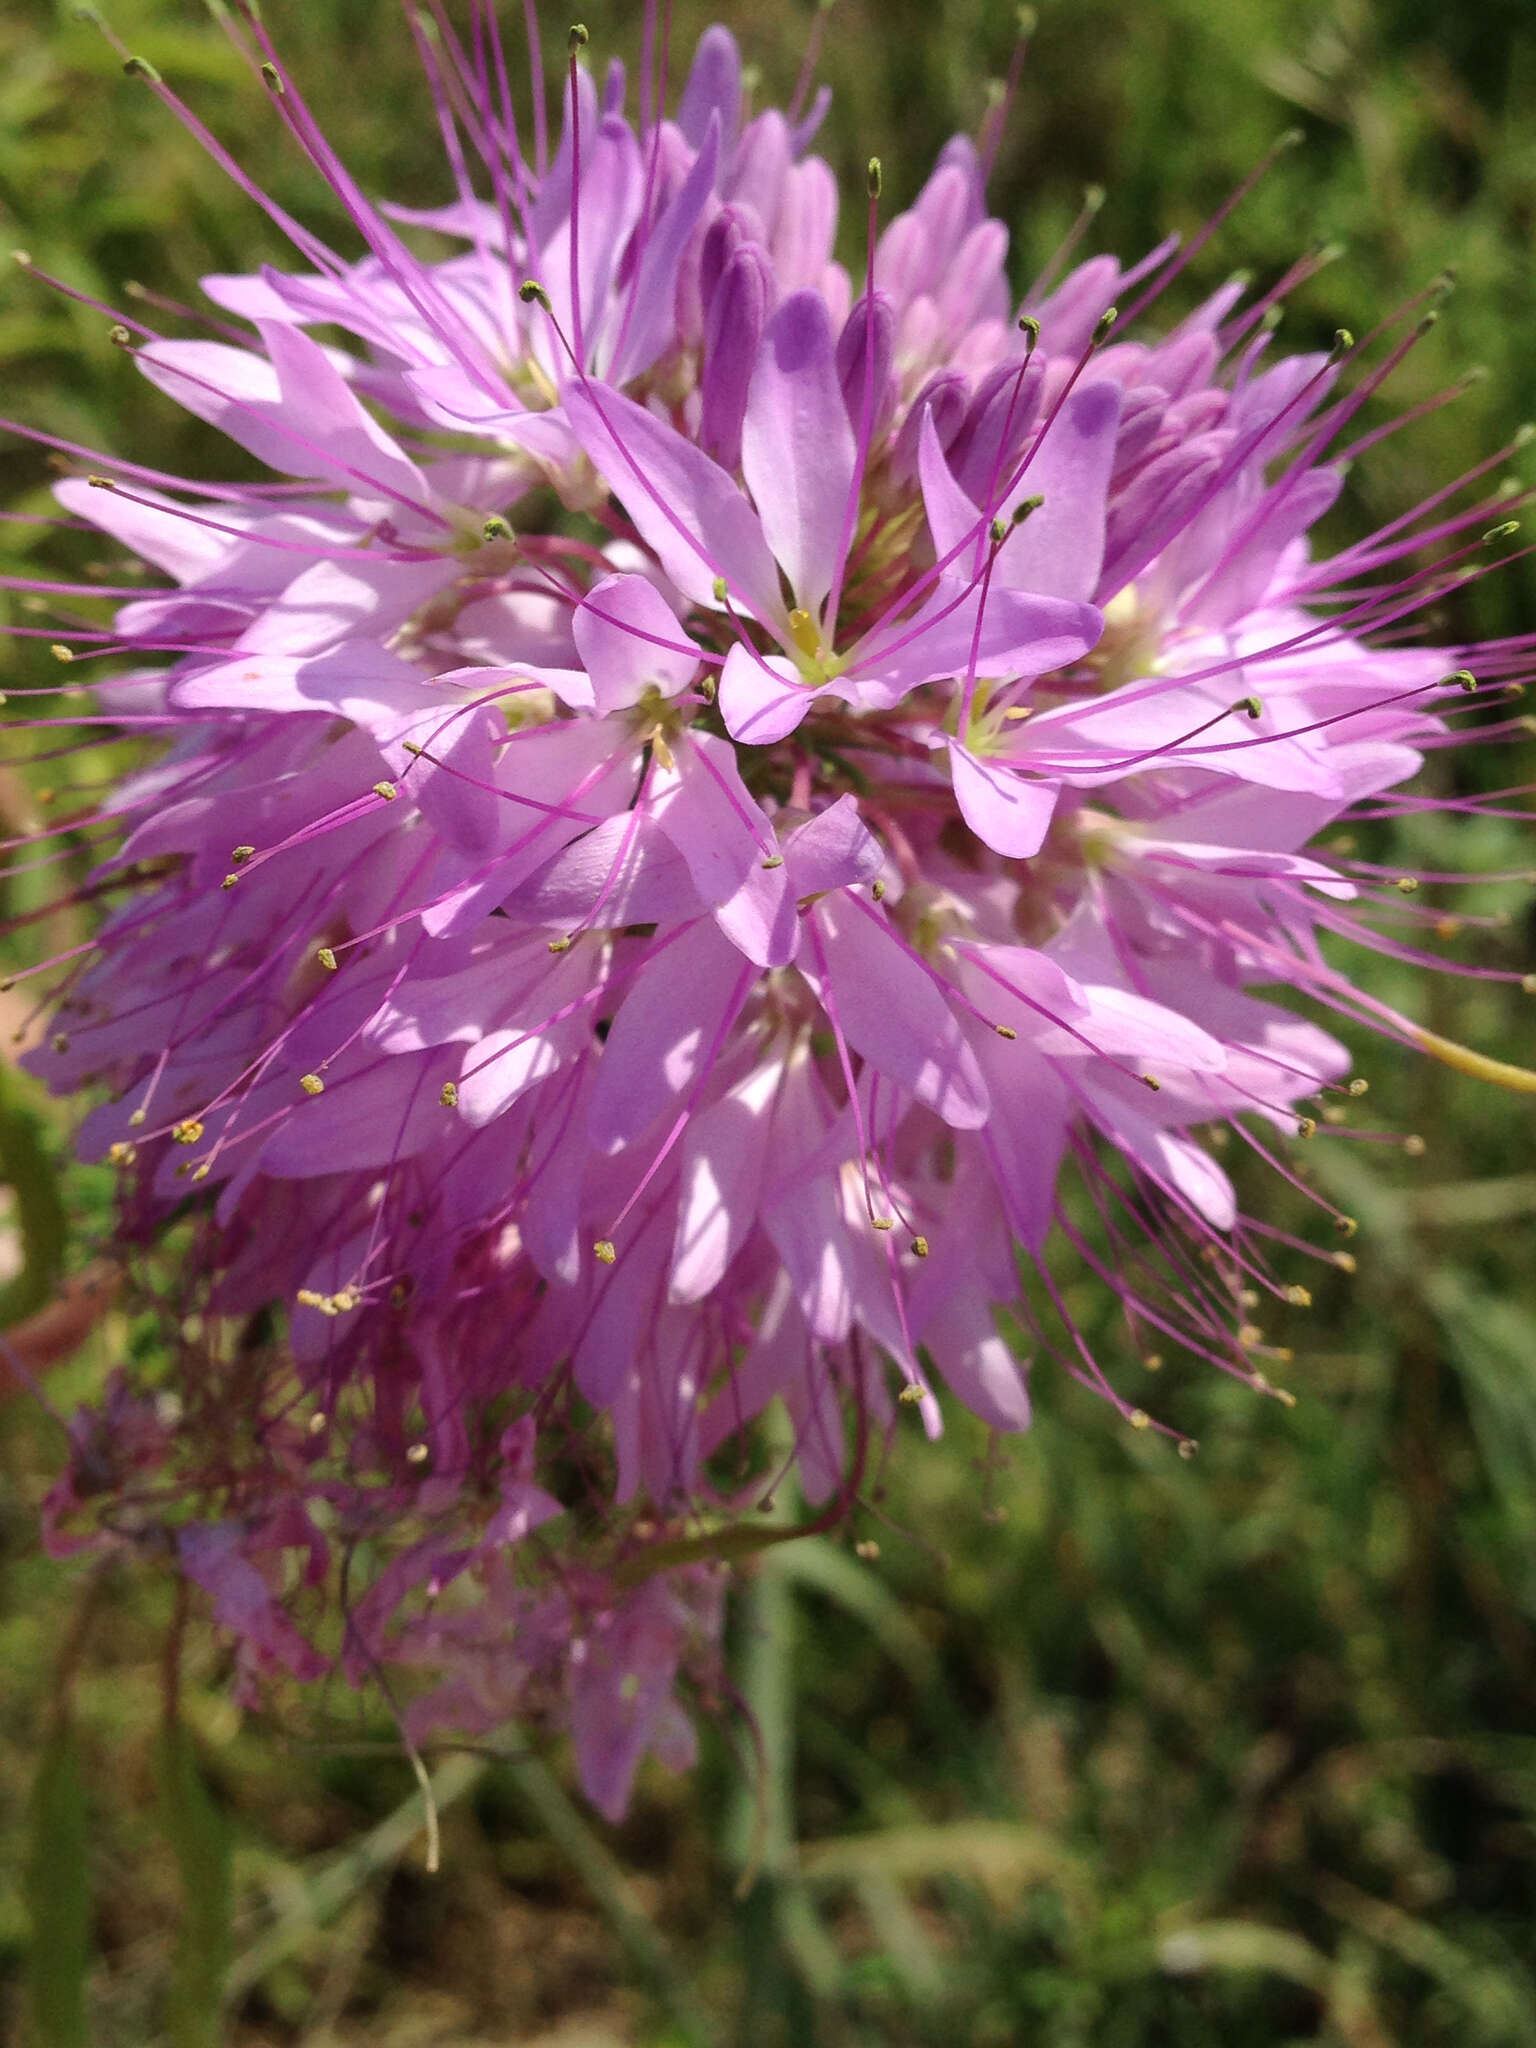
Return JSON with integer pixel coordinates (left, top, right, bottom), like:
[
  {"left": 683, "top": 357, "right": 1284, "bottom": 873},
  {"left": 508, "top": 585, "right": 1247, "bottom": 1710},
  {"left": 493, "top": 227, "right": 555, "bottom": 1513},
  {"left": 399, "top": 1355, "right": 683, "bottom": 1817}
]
[{"left": 3, "top": 1, "right": 1536, "bottom": 2043}]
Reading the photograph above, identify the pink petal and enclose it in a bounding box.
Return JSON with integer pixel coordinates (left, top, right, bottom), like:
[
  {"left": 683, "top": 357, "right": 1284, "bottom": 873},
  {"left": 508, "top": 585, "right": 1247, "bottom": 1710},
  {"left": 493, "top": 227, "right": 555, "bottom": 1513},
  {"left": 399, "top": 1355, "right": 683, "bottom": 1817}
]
[
  {"left": 741, "top": 289, "right": 855, "bottom": 615},
  {"left": 949, "top": 742, "right": 1059, "bottom": 858}
]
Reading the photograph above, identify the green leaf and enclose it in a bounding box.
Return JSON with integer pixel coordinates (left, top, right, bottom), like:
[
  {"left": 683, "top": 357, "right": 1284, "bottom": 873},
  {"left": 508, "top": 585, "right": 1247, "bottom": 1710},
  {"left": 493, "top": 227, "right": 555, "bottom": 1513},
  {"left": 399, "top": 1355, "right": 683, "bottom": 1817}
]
[
  {"left": 156, "top": 1721, "right": 232, "bottom": 2048},
  {"left": 24, "top": 1720, "right": 92, "bottom": 2048},
  {"left": 0, "top": 1064, "right": 68, "bottom": 1330}
]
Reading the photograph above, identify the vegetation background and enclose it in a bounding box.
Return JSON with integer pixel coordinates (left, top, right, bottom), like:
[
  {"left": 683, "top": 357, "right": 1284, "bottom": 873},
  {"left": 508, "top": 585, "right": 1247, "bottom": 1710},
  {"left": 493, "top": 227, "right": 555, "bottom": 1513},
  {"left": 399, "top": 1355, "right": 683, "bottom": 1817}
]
[{"left": 3, "top": 0, "right": 1536, "bottom": 2041}]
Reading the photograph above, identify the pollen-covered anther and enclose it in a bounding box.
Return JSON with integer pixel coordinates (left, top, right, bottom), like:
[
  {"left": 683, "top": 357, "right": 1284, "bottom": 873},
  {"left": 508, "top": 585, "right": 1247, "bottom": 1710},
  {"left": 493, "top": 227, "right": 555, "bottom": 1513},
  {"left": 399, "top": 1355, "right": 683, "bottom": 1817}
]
[
  {"left": 1522, "top": 975, "right": 1536, "bottom": 995},
  {"left": 1143, "top": 1354, "right": 1163, "bottom": 1372},
  {"left": 405, "top": 1441, "right": 430, "bottom": 1465},
  {"left": 871, "top": 879, "right": 887, "bottom": 901},
  {"left": 299, "top": 1073, "right": 325, "bottom": 1096},
  {"left": 1334, "top": 1251, "right": 1359, "bottom": 1274},
  {"left": 172, "top": 1120, "right": 204, "bottom": 1145},
  {"left": 1404, "top": 1133, "right": 1427, "bottom": 1157},
  {"left": 1395, "top": 876, "right": 1419, "bottom": 894},
  {"left": 1141, "top": 1073, "right": 1161, "bottom": 1091},
  {"left": 995, "top": 1024, "right": 1018, "bottom": 1040},
  {"left": 372, "top": 781, "right": 398, "bottom": 802},
  {"left": 107, "top": 1142, "right": 136, "bottom": 1167},
  {"left": 1128, "top": 1409, "right": 1152, "bottom": 1430},
  {"left": 898, "top": 1384, "right": 926, "bottom": 1405},
  {"left": 439, "top": 1081, "right": 459, "bottom": 1109},
  {"left": 1283, "top": 1285, "right": 1312, "bottom": 1308},
  {"left": 1335, "top": 1214, "right": 1360, "bottom": 1239},
  {"left": 787, "top": 608, "right": 822, "bottom": 660},
  {"left": 871, "top": 1216, "right": 895, "bottom": 1232},
  {"left": 1012, "top": 493, "right": 1044, "bottom": 527},
  {"left": 1295, "top": 1116, "right": 1317, "bottom": 1138},
  {"left": 1177, "top": 1438, "right": 1199, "bottom": 1461},
  {"left": 593, "top": 1239, "right": 617, "bottom": 1265},
  {"left": 220, "top": 874, "right": 240, "bottom": 891},
  {"left": 1237, "top": 1324, "right": 1265, "bottom": 1349},
  {"left": 307, "top": 1411, "right": 327, "bottom": 1436},
  {"left": 761, "top": 854, "right": 785, "bottom": 870},
  {"left": 230, "top": 845, "right": 256, "bottom": 866},
  {"left": 548, "top": 935, "right": 573, "bottom": 954},
  {"left": 49, "top": 643, "right": 74, "bottom": 663},
  {"left": 295, "top": 1288, "right": 326, "bottom": 1309},
  {"left": 127, "top": 1109, "right": 146, "bottom": 1127},
  {"left": 910, "top": 1236, "right": 930, "bottom": 1258},
  {"left": 855, "top": 1538, "right": 881, "bottom": 1563},
  {"left": 1347, "top": 1077, "right": 1369, "bottom": 1097},
  {"left": 316, "top": 947, "right": 338, "bottom": 973},
  {"left": 482, "top": 514, "right": 514, "bottom": 544}
]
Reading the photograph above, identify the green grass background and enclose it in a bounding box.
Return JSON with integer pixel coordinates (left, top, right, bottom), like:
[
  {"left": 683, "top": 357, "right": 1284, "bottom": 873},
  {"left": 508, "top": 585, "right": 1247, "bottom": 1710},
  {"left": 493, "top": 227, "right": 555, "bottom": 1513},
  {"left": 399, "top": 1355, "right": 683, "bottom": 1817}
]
[{"left": 3, "top": 1, "right": 1536, "bottom": 2042}]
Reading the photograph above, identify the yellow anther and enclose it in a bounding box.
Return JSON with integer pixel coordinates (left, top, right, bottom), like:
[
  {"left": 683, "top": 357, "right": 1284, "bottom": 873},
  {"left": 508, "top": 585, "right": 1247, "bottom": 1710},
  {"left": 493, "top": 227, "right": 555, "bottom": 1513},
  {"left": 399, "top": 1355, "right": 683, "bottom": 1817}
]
[
  {"left": 872, "top": 1216, "right": 895, "bottom": 1231},
  {"left": 1335, "top": 1214, "right": 1359, "bottom": 1238},
  {"left": 1177, "top": 1437, "right": 1199, "bottom": 1460},
  {"left": 1347, "top": 1077, "right": 1369, "bottom": 1097},
  {"left": 871, "top": 879, "right": 886, "bottom": 901},
  {"left": 910, "top": 1235, "right": 930, "bottom": 1258},
  {"left": 548, "top": 934, "right": 573, "bottom": 954},
  {"left": 173, "top": 1119, "right": 204, "bottom": 1145},
  {"left": 190, "top": 1163, "right": 210, "bottom": 1182},
  {"left": 221, "top": 873, "right": 240, "bottom": 891},
  {"left": 1404, "top": 1133, "right": 1426, "bottom": 1157},
  {"left": 1295, "top": 1116, "right": 1317, "bottom": 1138},
  {"left": 1143, "top": 1354, "right": 1163, "bottom": 1372},
  {"left": 296, "top": 1288, "right": 325, "bottom": 1308},
  {"left": 440, "top": 1081, "right": 459, "bottom": 1108},
  {"left": 1141, "top": 1074, "right": 1161, "bottom": 1091},
  {"left": 50, "top": 643, "right": 74, "bottom": 663},
  {"left": 405, "top": 1441, "right": 430, "bottom": 1465},
  {"left": 593, "top": 1238, "right": 617, "bottom": 1265},
  {"left": 1333, "top": 1250, "right": 1358, "bottom": 1274},
  {"left": 1395, "top": 875, "right": 1419, "bottom": 894},
  {"left": 299, "top": 1073, "right": 325, "bottom": 1096},
  {"left": 1128, "top": 1408, "right": 1152, "bottom": 1430},
  {"left": 898, "top": 1383, "right": 926, "bottom": 1405},
  {"left": 230, "top": 845, "right": 256, "bottom": 865},
  {"left": 1283, "top": 1285, "right": 1312, "bottom": 1308},
  {"left": 373, "top": 780, "right": 398, "bottom": 801},
  {"left": 787, "top": 608, "right": 822, "bottom": 660},
  {"left": 995, "top": 1024, "right": 1018, "bottom": 1041},
  {"left": 308, "top": 1411, "right": 328, "bottom": 1435},
  {"left": 761, "top": 854, "right": 785, "bottom": 870},
  {"left": 855, "top": 1538, "right": 881, "bottom": 1560},
  {"left": 128, "top": 1109, "right": 146, "bottom": 1127},
  {"left": 1238, "top": 1324, "right": 1264, "bottom": 1348},
  {"left": 316, "top": 947, "right": 338, "bottom": 972},
  {"left": 107, "top": 1142, "right": 136, "bottom": 1167}
]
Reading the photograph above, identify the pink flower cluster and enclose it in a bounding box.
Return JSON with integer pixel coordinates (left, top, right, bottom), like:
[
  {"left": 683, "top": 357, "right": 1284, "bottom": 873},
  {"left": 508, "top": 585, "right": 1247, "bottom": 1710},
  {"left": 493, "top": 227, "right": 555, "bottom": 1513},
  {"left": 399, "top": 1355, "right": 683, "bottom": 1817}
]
[{"left": 8, "top": 10, "right": 1532, "bottom": 1817}]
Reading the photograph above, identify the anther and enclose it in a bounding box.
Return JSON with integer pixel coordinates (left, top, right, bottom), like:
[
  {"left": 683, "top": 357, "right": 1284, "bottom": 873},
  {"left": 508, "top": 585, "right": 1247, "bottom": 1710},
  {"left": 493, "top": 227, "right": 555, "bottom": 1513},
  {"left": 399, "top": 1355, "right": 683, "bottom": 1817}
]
[
  {"left": 122, "top": 55, "right": 162, "bottom": 82},
  {"left": 787, "top": 607, "right": 821, "bottom": 658},
  {"left": 548, "top": 935, "right": 573, "bottom": 953},
  {"left": 1334, "top": 1214, "right": 1359, "bottom": 1238},
  {"left": 1143, "top": 1354, "right": 1163, "bottom": 1372},
  {"left": 1236, "top": 694, "right": 1263, "bottom": 720},
  {"left": 1347, "top": 1077, "right": 1369, "bottom": 1097},
  {"left": 1404, "top": 1134, "right": 1426, "bottom": 1158},
  {"left": 593, "top": 1239, "right": 616, "bottom": 1265},
  {"left": 871, "top": 879, "right": 887, "bottom": 901},
  {"left": 1295, "top": 1116, "right": 1316, "bottom": 1138},
  {"left": 1141, "top": 1074, "right": 1161, "bottom": 1091},
  {"left": 1333, "top": 1250, "right": 1358, "bottom": 1274},
  {"left": 296, "top": 1289, "right": 325, "bottom": 1309},
  {"left": 128, "top": 1109, "right": 146, "bottom": 1127},
  {"left": 439, "top": 1081, "right": 459, "bottom": 1108},
  {"left": 866, "top": 157, "right": 882, "bottom": 199},
  {"left": 1522, "top": 975, "right": 1536, "bottom": 994},
  {"left": 49, "top": 644, "right": 73, "bottom": 663},
  {"left": 1017, "top": 314, "right": 1041, "bottom": 355},
  {"left": 872, "top": 1216, "right": 895, "bottom": 1232},
  {"left": 995, "top": 1024, "right": 1018, "bottom": 1040},
  {"left": 308, "top": 1412, "right": 328, "bottom": 1436},
  {"left": 910, "top": 1236, "right": 930, "bottom": 1258},
  {"left": 316, "top": 947, "right": 338, "bottom": 973},
  {"left": 108, "top": 324, "right": 133, "bottom": 350},
  {"left": 568, "top": 22, "right": 589, "bottom": 51},
  {"left": 855, "top": 1539, "right": 881, "bottom": 1560},
  {"left": 518, "top": 280, "right": 553, "bottom": 312},
  {"left": 761, "top": 854, "right": 784, "bottom": 870},
  {"left": 190, "top": 1164, "right": 210, "bottom": 1182},
  {"left": 373, "top": 780, "right": 398, "bottom": 801},
  {"left": 1395, "top": 876, "right": 1419, "bottom": 894},
  {"left": 1283, "top": 1285, "right": 1312, "bottom": 1308},
  {"left": 1177, "top": 1438, "right": 1199, "bottom": 1461},
  {"left": 1011, "top": 493, "right": 1044, "bottom": 526},
  {"left": 299, "top": 1073, "right": 324, "bottom": 1096},
  {"left": 1485, "top": 519, "right": 1521, "bottom": 543},
  {"left": 173, "top": 1120, "right": 204, "bottom": 1145},
  {"left": 260, "top": 61, "right": 285, "bottom": 94},
  {"left": 898, "top": 1384, "right": 926, "bottom": 1405},
  {"left": 107, "top": 1142, "right": 136, "bottom": 1167},
  {"left": 989, "top": 516, "right": 1009, "bottom": 546},
  {"left": 220, "top": 874, "right": 240, "bottom": 890},
  {"left": 405, "top": 1442, "right": 430, "bottom": 1466},
  {"left": 86, "top": 474, "right": 116, "bottom": 491},
  {"left": 482, "top": 514, "right": 514, "bottom": 544},
  {"left": 230, "top": 845, "right": 255, "bottom": 865},
  {"left": 1330, "top": 328, "right": 1354, "bottom": 359},
  {"left": 1128, "top": 1409, "right": 1151, "bottom": 1430},
  {"left": 712, "top": 576, "right": 729, "bottom": 604},
  {"left": 1091, "top": 304, "right": 1119, "bottom": 346}
]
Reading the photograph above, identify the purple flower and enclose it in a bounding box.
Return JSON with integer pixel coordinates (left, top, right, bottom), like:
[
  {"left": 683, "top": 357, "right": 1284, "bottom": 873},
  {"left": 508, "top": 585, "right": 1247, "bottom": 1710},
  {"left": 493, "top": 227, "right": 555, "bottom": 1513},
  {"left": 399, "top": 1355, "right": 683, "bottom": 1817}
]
[{"left": 8, "top": 7, "right": 1535, "bottom": 1817}]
